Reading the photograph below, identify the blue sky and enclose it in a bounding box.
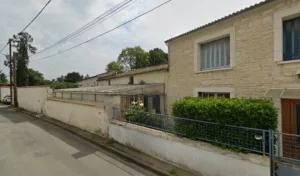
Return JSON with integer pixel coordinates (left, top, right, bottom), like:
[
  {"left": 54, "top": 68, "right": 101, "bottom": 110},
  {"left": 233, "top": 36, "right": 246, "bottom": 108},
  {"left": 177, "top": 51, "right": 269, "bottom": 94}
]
[{"left": 0, "top": 0, "right": 262, "bottom": 79}]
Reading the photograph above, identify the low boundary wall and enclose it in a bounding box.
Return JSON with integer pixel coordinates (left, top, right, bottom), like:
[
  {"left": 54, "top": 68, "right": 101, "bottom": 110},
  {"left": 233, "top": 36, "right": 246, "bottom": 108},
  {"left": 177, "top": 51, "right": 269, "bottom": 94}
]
[{"left": 109, "top": 120, "right": 270, "bottom": 176}]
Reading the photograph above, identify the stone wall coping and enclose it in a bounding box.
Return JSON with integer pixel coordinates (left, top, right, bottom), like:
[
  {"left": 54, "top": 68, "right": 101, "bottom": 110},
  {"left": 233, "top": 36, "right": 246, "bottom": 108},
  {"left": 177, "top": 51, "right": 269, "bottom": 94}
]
[
  {"left": 47, "top": 97, "right": 104, "bottom": 108},
  {"left": 111, "top": 120, "right": 270, "bottom": 167}
]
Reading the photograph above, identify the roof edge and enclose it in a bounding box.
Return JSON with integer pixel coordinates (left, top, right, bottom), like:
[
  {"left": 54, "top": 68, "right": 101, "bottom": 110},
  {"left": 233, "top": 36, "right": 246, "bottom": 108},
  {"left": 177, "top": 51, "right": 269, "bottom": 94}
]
[{"left": 165, "top": 0, "right": 274, "bottom": 43}]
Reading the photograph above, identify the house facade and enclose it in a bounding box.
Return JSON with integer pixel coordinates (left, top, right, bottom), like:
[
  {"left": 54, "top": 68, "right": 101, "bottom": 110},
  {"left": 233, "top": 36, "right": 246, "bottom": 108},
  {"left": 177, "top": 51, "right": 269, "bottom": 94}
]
[
  {"left": 97, "top": 64, "right": 168, "bottom": 86},
  {"left": 165, "top": 0, "right": 300, "bottom": 133}
]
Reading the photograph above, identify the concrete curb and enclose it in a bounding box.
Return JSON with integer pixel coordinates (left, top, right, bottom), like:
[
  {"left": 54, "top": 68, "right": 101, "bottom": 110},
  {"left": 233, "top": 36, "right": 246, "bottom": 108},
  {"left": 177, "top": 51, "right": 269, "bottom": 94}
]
[{"left": 18, "top": 108, "right": 200, "bottom": 176}]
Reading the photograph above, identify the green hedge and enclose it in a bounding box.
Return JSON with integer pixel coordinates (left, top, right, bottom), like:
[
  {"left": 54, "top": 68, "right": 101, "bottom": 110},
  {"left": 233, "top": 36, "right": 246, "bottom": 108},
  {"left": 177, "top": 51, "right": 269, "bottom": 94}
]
[
  {"left": 172, "top": 98, "right": 278, "bottom": 153},
  {"left": 124, "top": 112, "right": 163, "bottom": 128}
]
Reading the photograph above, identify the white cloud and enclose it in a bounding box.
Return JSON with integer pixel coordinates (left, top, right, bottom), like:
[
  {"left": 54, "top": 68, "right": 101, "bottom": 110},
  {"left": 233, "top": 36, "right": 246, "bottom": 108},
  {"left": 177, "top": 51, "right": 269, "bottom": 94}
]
[{"left": 0, "top": 0, "right": 262, "bottom": 79}]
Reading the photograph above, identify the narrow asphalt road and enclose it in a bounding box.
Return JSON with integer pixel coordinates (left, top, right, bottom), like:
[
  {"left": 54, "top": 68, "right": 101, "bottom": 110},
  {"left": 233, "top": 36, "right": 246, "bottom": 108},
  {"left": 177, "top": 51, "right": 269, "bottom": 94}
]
[{"left": 0, "top": 105, "right": 146, "bottom": 176}]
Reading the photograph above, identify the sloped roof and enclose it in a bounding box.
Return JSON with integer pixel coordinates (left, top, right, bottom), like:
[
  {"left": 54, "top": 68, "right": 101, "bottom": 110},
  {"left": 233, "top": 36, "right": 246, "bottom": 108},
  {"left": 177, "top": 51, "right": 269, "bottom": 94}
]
[
  {"left": 97, "top": 64, "right": 168, "bottom": 81},
  {"left": 53, "top": 84, "right": 164, "bottom": 94},
  {"left": 81, "top": 72, "right": 116, "bottom": 81},
  {"left": 165, "top": 0, "right": 274, "bottom": 43}
]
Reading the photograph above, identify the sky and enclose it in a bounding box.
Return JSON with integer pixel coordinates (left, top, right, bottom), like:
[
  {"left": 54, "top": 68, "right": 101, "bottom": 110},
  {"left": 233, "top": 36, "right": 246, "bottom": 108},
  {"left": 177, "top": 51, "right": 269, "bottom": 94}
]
[{"left": 0, "top": 0, "right": 263, "bottom": 80}]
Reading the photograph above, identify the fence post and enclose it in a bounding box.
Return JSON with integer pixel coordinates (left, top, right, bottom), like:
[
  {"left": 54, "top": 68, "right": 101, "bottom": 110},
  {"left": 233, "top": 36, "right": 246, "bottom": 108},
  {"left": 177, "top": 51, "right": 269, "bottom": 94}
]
[
  {"left": 263, "top": 131, "right": 265, "bottom": 156},
  {"left": 269, "top": 129, "right": 274, "bottom": 176},
  {"left": 277, "top": 133, "right": 280, "bottom": 157}
]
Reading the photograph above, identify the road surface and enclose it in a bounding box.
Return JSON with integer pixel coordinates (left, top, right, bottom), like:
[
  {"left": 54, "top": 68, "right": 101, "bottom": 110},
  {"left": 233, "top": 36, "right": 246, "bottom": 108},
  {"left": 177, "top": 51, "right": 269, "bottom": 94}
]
[{"left": 0, "top": 105, "right": 146, "bottom": 176}]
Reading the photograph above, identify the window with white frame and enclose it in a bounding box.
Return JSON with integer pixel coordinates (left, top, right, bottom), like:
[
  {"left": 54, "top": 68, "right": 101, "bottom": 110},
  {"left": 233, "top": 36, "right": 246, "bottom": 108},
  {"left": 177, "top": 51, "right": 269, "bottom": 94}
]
[
  {"left": 200, "top": 37, "right": 230, "bottom": 71},
  {"left": 198, "top": 92, "right": 230, "bottom": 98}
]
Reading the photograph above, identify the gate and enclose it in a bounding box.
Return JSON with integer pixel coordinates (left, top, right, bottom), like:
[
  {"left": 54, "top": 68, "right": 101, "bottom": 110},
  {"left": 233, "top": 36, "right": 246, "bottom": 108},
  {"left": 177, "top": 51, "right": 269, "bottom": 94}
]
[{"left": 271, "top": 131, "right": 300, "bottom": 176}]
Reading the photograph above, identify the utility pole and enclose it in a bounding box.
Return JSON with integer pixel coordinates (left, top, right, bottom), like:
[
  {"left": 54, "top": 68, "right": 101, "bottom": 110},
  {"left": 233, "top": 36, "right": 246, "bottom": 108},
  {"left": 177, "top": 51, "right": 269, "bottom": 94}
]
[
  {"left": 12, "top": 52, "right": 18, "bottom": 108},
  {"left": 8, "top": 39, "right": 12, "bottom": 106}
]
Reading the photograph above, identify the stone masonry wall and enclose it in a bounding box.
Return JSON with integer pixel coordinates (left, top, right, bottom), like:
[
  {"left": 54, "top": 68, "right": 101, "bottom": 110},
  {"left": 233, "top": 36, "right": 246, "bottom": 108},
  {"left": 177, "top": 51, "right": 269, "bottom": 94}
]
[{"left": 166, "top": 0, "right": 300, "bottom": 113}]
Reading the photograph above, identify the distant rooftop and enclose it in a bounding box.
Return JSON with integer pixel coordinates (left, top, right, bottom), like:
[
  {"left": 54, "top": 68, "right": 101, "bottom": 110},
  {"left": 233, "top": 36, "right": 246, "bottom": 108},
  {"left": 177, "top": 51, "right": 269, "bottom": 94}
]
[{"left": 97, "top": 64, "right": 168, "bottom": 81}]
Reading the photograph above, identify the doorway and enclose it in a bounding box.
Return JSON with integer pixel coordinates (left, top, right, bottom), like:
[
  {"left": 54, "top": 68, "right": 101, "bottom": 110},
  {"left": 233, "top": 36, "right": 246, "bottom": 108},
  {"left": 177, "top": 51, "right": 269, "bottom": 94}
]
[{"left": 281, "top": 99, "right": 300, "bottom": 159}]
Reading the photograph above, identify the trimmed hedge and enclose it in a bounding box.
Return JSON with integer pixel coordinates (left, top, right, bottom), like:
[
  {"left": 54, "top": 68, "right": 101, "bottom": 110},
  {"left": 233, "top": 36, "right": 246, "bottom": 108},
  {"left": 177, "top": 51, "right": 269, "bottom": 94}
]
[
  {"left": 172, "top": 97, "right": 278, "bottom": 130},
  {"left": 172, "top": 98, "right": 278, "bottom": 153}
]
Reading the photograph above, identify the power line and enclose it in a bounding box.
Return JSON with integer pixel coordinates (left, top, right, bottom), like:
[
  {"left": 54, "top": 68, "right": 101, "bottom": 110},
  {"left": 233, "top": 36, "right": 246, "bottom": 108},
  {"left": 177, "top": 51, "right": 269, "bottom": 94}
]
[
  {"left": 21, "top": 0, "right": 52, "bottom": 32},
  {"left": 0, "top": 43, "right": 8, "bottom": 53},
  {"left": 35, "top": 0, "right": 172, "bottom": 61},
  {"left": 33, "top": 0, "right": 135, "bottom": 56}
]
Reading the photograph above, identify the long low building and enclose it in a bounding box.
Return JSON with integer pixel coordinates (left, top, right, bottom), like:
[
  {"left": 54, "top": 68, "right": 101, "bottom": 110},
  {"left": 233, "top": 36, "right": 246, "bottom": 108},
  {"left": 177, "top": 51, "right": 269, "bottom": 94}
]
[{"left": 97, "top": 64, "right": 168, "bottom": 86}]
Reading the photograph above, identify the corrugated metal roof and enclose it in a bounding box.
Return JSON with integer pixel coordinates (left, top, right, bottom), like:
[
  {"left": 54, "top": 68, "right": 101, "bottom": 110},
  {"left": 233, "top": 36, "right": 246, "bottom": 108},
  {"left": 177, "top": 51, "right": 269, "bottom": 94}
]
[
  {"left": 97, "top": 64, "right": 168, "bottom": 81},
  {"left": 165, "top": 0, "right": 274, "bottom": 43},
  {"left": 54, "top": 84, "right": 164, "bottom": 94}
]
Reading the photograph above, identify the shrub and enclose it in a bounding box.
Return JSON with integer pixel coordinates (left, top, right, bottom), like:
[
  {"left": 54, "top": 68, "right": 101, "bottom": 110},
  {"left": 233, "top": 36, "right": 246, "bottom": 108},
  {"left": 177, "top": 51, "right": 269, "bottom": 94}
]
[
  {"left": 124, "top": 101, "right": 163, "bottom": 128},
  {"left": 172, "top": 98, "right": 278, "bottom": 153}
]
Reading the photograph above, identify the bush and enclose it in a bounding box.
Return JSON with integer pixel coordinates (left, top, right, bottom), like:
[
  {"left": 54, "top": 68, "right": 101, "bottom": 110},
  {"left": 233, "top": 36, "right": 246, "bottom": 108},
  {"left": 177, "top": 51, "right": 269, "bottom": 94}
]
[
  {"left": 49, "top": 82, "right": 78, "bottom": 89},
  {"left": 172, "top": 98, "right": 278, "bottom": 153},
  {"left": 124, "top": 102, "right": 163, "bottom": 128}
]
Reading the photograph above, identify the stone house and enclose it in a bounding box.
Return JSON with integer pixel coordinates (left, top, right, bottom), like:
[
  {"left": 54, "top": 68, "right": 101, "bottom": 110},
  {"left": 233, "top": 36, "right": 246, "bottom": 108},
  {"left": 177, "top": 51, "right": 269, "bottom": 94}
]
[{"left": 165, "top": 0, "right": 300, "bottom": 134}]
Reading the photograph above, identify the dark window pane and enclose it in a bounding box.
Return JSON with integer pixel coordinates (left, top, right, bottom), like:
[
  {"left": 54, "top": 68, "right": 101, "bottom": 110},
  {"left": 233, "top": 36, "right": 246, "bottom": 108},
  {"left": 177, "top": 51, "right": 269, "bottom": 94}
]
[
  {"left": 208, "top": 93, "right": 215, "bottom": 98},
  {"left": 224, "top": 93, "right": 230, "bottom": 99},
  {"left": 198, "top": 92, "right": 203, "bottom": 97},
  {"left": 296, "top": 104, "right": 300, "bottom": 143},
  {"left": 203, "top": 93, "right": 209, "bottom": 98}
]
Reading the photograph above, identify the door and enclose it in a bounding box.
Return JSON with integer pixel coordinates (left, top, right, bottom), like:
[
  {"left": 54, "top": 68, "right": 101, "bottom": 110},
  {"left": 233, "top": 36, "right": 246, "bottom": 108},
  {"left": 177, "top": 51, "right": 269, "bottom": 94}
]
[{"left": 281, "top": 99, "right": 300, "bottom": 159}]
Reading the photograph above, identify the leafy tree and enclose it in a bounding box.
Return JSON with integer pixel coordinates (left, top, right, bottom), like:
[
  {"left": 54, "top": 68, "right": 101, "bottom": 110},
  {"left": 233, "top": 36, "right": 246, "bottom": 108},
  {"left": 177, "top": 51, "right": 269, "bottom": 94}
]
[
  {"left": 117, "top": 46, "right": 149, "bottom": 70},
  {"left": 56, "top": 75, "right": 65, "bottom": 82},
  {"left": 149, "top": 48, "right": 168, "bottom": 66},
  {"left": 12, "top": 32, "right": 37, "bottom": 86},
  {"left": 0, "top": 73, "right": 8, "bottom": 84},
  {"left": 27, "top": 68, "right": 45, "bottom": 86},
  {"left": 64, "top": 72, "right": 83, "bottom": 83},
  {"left": 84, "top": 74, "right": 90, "bottom": 79},
  {"left": 105, "top": 61, "right": 124, "bottom": 73}
]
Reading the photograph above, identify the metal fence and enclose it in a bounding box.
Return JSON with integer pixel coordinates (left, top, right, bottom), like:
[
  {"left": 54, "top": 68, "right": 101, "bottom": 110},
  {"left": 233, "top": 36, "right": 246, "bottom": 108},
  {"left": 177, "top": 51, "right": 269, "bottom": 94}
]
[
  {"left": 113, "top": 107, "right": 270, "bottom": 155},
  {"left": 271, "top": 132, "right": 300, "bottom": 176}
]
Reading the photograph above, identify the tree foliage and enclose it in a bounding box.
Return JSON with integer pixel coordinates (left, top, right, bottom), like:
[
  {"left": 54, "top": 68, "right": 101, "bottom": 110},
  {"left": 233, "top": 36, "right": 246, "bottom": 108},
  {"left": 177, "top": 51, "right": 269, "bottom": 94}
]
[
  {"left": 117, "top": 46, "right": 149, "bottom": 70},
  {"left": 12, "top": 32, "right": 37, "bottom": 86},
  {"left": 149, "top": 48, "right": 168, "bottom": 66},
  {"left": 27, "top": 68, "right": 45, "bottom": 86},
  {"left": 105, "top": 61, "right": 124, "bottom": 73},
  {"left": 58, "top": 72, "right": 83, "bottom": 83},
  {"left": 0, "top": 72, "right": 8, "bottom": 84}
]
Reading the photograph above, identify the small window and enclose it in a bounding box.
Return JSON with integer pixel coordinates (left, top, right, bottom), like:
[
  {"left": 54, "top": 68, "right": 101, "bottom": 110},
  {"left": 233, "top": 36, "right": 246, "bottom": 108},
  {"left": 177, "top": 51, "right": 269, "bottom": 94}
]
[
  {"left": 129, "top": 77, "right": 134, "bottom": 85},
  {"left": 108, "top": 80, "right": 111, "bottom": 85},
  {"left": 200, "top": 37, "right": 230, "bottom": 71},
  {"left": 198, "top": 92, "right": 230, "bottom": 99},
  {"left": 283, "top": 17, "right": 300, "bottom": 61}
]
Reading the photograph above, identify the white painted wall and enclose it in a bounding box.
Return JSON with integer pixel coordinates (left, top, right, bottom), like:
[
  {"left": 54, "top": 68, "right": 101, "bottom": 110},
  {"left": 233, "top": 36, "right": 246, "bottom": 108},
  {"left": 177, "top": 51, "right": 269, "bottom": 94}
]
[
  {"left": 110, "top": 77, "right": 129, "bottom": 85},
  {"left": 17, "top": 87, "right": 52, "bottom": 113},
  {"left": 97, "top": 80, "right": 109, "bottom": 86},
  {"left": 44, "top": 100, "right": 109, "bottom": 136},
  {"left": 133, "top": 71, "right": 165, "bottom": 84},
  {"left": 109, "top": 121, "right": 270, "bottom": 176},
  {"left": 0, "top": 87, "right": 10, "bottom": 101},
  {"left": 79, "top": 77, "right": 98, "bottom": 87},
  {"left": 108, "top": 71, "right": 166, "bottom": 85}
]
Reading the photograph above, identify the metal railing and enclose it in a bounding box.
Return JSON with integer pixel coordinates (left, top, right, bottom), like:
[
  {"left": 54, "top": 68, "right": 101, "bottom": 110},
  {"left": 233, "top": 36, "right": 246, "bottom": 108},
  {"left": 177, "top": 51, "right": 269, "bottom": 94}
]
[{"left": 113, "top": 107, "right": 270, "bottom": 155}]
